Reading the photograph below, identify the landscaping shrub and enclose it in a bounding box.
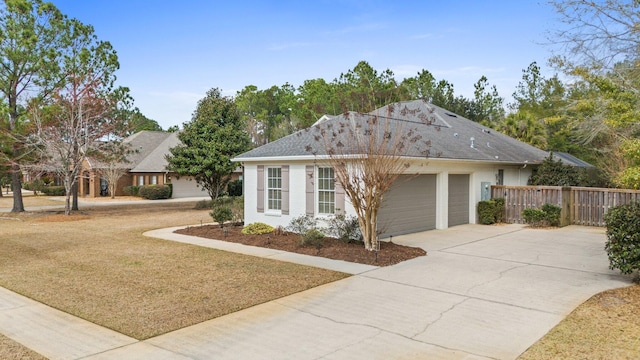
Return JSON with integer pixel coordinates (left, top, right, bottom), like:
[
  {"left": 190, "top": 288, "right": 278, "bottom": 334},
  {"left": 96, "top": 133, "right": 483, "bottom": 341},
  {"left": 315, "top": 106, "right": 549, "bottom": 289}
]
[
  {"left": 493, "top": 197, "right": 505, "bottom": 223},
  {"left": 241, "top": 222, "right": 274, "bottom": 235},
  {"left": 604, "top": 202, "right": 640, "bottom": 276},
  {"left": 478, "top": 200, "right": 497, "bottom": 225},
  {"left": 286, "top": 214, "right": 317, "bottom": 235},
  {"left": 522, "top": 208, "right": 546, "bottom": 227},
  {"left": 211, "top": 196, "right": 244, "bottom": 224},
  {"left": 166, "top": 183, "right": 173, "bottom": 198},
  {"left": 477, "top": 198, "right": 505, "bottom": 225},
  {"left": 542, "top": 203, "right": 561, "bottom": 226},
  {"left": 138, "top": 185, "right": 171, "bottom": 200},
  {"left": 325, "top": 214, "right": 362, "bottom": 243},
  {"left": 301, "top": 228, "right": 325, "bottom": 248},
  {"left": 227, "top": 179, "right": 243, "bottom": 197},
  {"left": 41, "top": 186, "right": 65, "bottom": 196},
  {"left": 522, "top": 203, "right": 562, "bottom": 227},
  {"left": 210, "top": 206, "right": 233, "bottom": 227},
  {"left": 123, "top": 185, "right": 140, "bottom": 196}
]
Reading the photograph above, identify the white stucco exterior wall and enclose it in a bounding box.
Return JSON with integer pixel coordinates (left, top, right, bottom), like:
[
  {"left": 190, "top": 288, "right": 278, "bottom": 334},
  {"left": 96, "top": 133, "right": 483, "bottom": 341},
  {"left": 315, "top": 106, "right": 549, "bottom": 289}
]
[{"left": 241, "top": 159, "right": 534, "bottom": 232}]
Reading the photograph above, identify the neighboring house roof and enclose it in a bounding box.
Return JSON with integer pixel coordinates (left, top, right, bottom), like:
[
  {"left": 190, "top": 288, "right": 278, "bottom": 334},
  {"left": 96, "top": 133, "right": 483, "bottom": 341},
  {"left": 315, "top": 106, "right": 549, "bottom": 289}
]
[
  {"left": 86, "top": 131, "right": 178, "bottom": 173},
  {"left": 550, "top": 151, "right": 595, "bottom": 168},
  {"left": 126, "top": 131, "right": 180, "bottom": 172},
  {"left": 234, "top": 100, "right": 550, "bottom": 165}
]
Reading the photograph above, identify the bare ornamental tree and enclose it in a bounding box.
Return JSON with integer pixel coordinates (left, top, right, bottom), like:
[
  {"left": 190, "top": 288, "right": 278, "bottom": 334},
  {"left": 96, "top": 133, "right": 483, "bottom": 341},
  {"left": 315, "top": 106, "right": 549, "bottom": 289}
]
[{"left": 304, "top": 103, "right": 438, "bottom": 250}]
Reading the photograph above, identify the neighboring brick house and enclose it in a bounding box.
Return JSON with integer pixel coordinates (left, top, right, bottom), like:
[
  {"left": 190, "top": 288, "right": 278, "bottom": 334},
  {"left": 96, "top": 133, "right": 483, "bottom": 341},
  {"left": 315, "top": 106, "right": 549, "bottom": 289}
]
[{"left": 79, "top": 131, "right": 212, "bottom": 198}]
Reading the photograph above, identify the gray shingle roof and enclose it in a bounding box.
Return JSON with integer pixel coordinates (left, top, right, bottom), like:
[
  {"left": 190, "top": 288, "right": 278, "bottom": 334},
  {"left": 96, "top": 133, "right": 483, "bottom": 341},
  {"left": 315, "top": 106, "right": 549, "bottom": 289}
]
[
  {"left": 550, "top": 151, "right": 594, "bottom": 168},
  {"left": 234, "top": 100, "right": 550, "bottom": 164},
  {"left": 98, "top": 131, "right": 178, "bottom": 172}
]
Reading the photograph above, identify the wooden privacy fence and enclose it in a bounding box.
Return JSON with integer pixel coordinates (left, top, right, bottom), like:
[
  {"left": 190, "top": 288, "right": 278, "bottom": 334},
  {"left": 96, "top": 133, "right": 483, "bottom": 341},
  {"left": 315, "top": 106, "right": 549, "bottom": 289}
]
[{"left": 491, "top": 185, "right": 640, "bottom": 227}]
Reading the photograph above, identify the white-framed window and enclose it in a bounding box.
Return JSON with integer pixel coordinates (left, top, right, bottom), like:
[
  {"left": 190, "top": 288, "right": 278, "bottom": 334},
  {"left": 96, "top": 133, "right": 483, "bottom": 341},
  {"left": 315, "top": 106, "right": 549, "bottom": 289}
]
[
  {"left": 138, "top": 175, "right": 144, "bottom": 186},
  {"left": 151, "top": 175, "right": 158, "bottom": 185},
  {"left": 317, "top": 167, "right": 335, "bottom": 215},
  {"left": 267, "top": 167, "right": 282, "bottom": 211}
]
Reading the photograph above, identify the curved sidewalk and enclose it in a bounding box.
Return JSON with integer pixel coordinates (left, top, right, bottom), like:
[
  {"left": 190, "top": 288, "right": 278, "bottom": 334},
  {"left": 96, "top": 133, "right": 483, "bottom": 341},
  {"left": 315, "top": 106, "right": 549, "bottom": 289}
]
[{"left": 0, "top": 224, "right": 632, "bottom": 359}]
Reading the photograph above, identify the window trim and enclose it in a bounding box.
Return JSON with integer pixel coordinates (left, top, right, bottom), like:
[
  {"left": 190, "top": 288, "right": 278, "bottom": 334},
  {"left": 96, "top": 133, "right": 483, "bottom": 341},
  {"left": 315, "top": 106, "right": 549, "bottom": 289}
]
[
  {"left": 316, "top": 167, "right": 336, "bottom": 216},
  {"left": 266, "top": 167, "right": 282, "bottom": 213}
]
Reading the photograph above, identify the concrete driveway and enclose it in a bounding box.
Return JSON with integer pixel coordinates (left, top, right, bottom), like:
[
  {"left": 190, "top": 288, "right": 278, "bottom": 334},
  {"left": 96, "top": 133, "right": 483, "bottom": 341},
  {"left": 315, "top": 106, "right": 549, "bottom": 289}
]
[{"left": 0, "top": 224, "right": 631, "bottom": 359}]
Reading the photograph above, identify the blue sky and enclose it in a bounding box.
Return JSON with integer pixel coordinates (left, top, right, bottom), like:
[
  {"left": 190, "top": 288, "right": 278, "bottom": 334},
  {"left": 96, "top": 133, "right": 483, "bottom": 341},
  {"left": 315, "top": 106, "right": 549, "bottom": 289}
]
[{"left": 52, "top": 1, "right": 559, "bottom": 130}]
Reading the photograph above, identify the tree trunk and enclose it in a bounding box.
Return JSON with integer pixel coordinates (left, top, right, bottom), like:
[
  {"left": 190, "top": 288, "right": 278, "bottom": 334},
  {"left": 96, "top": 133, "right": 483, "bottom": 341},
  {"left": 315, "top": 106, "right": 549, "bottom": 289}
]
[
  {"left": 72, "top": 182, "right": 78, "bottom": 211},
  {"left": 10, "top": 166, "right": 24, "bottom": 212}
]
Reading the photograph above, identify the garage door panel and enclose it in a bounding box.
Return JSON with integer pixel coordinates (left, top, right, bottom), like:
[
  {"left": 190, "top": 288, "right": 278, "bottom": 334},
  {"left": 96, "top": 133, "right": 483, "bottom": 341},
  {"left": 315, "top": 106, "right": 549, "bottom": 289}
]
[
  {"left": 378, "top": 175, "right": 436, "bottom": 238},
  {"left": 448, "top": 174, "right": 469, "bottom": 227},
  {"left": 171, "top": 177, "right": 208, "bottom": 198}
]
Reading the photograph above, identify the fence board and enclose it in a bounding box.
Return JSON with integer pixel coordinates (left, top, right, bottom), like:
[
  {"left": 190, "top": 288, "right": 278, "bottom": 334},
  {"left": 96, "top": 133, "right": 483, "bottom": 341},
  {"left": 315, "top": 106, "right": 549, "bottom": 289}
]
[{"left": 491, "top": 185, "right": 640, "bottom": 227}]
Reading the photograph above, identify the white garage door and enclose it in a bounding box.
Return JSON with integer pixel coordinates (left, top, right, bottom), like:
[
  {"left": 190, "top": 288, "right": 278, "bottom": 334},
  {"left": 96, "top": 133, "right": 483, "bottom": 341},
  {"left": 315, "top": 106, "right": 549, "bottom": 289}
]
[
  {"left": 378, "top": 175, "right": 437, "bottom": 238},
  {"left": 170, "top": 177, "right": 208, "bottom": 198},
  {"left": 448, "top": 174, "right": 470, "bottom": 227}
]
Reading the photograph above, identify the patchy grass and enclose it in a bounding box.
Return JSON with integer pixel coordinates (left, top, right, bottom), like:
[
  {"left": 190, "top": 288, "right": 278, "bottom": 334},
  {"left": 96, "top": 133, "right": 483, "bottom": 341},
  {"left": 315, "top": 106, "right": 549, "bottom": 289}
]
[
  {"left": 0, "top": 203, "right": 348, "bottom": 340},
  {"left": 519, "top": 284, "right": 640, "bottom": 359},
  {"left": 0, "top": 193, "right": 63, "bottom": 209},
  {"left": 0, "top": 334, "right": 46, "bottom": 360}
]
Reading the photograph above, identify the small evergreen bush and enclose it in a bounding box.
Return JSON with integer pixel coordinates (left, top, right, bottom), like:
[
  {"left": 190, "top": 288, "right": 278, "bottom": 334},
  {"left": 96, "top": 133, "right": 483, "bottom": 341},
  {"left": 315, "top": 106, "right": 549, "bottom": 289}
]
[
  {"left": 301, "top": 228, "right": 325, "bottom": 248},
  {"left": 604, "top": 202, "right": 640, "bottom": 276},
  {"left": 522, "top": 203, "right": 561, "bottom": 227},
  {"left": 41, "top": 186, "right": 65, "bottom": 196},
  {"left": 242, "top": 222, "right": 274, "bottom": 235},
  {"left": 493, "top": 197, "right": 505, "bottom": 223},
  {"left": 138, "top": 185, "right": 171, "bottom": 200},
  {"left": 325, "top": 214, "right": 362, "bottom": 243},
  {"left": 210, "top": 206, "right": 233, "bottom": 227},
  {"left": 211, "top": 196, "right": 244, "bottom": 224},
  {"left": 123, "top": 185, "right": 140, "bottom": 196},
  {"left": 477, "top": 197, "right": 505, "bottom": 225},
  {"left": 541, "top": 203, "right": 561, "bottom": 226},
  {"left": 478, "top": 200, "right": 498, "bottom": 225},
  {"left": 522, "top": 208, "right": 546, "bottom": 227}
]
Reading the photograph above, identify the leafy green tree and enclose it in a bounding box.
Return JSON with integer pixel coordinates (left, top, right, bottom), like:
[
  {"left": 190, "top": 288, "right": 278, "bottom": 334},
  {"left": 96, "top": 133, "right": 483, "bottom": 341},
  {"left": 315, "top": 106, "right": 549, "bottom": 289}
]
[
  {"left": 495, "top": 110, "right": 548, "bottom": 149},
  {"left": 472, "top": 76, "right": 505, "bottom": 125},
  {"left": 296, "top": 78, "right": 340, "bottom": 127},
  {"left": 562, "top": 68, "right": 640, "bottom": 186},
  {"left": 335, "top": 61, "right": 401, "bottom": 113},
  {"left": 166, "top": 88, "right": 251, "bottom": 199},
  {"left": 0, "top": 0, "right": 74, "bottom": 212},
  {"left": 235, "top": 83, "right": 298, "bottom": 145},
  {"left": 528, "top": 154, "right": 600, "bottom": 187},
  {"left": 400, "top": 69, "right": 438, "bottom": 101},
  {"left": 118, "top": 107, "right": 162, "bottom": 135}
]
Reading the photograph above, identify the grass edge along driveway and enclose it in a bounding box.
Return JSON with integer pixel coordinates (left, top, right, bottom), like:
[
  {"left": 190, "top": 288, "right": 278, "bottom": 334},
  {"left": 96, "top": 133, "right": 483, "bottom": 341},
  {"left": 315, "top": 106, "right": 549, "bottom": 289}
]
[{"left": 0, "top": 203, "right": 348, "bottom": 340}]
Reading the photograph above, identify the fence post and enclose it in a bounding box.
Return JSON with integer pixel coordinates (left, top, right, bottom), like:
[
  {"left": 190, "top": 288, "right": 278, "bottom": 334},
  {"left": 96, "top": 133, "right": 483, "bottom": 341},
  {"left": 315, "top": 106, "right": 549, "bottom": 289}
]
[{"left": 561, "top": 187, "right": 571, "bottom": 227}]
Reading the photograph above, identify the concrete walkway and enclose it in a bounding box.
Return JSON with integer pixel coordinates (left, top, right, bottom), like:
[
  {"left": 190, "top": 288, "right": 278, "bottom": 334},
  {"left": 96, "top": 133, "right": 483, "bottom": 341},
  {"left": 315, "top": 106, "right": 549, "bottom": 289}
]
[{"left": 0, "top": 224, "right": 631, "bottom": 359}]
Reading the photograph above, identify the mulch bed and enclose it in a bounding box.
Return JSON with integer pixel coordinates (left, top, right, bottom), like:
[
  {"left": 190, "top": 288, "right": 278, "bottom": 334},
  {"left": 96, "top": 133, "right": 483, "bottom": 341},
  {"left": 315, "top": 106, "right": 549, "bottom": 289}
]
[{"left": 175, "top": 225, "right": 426, "bottom": 267}]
